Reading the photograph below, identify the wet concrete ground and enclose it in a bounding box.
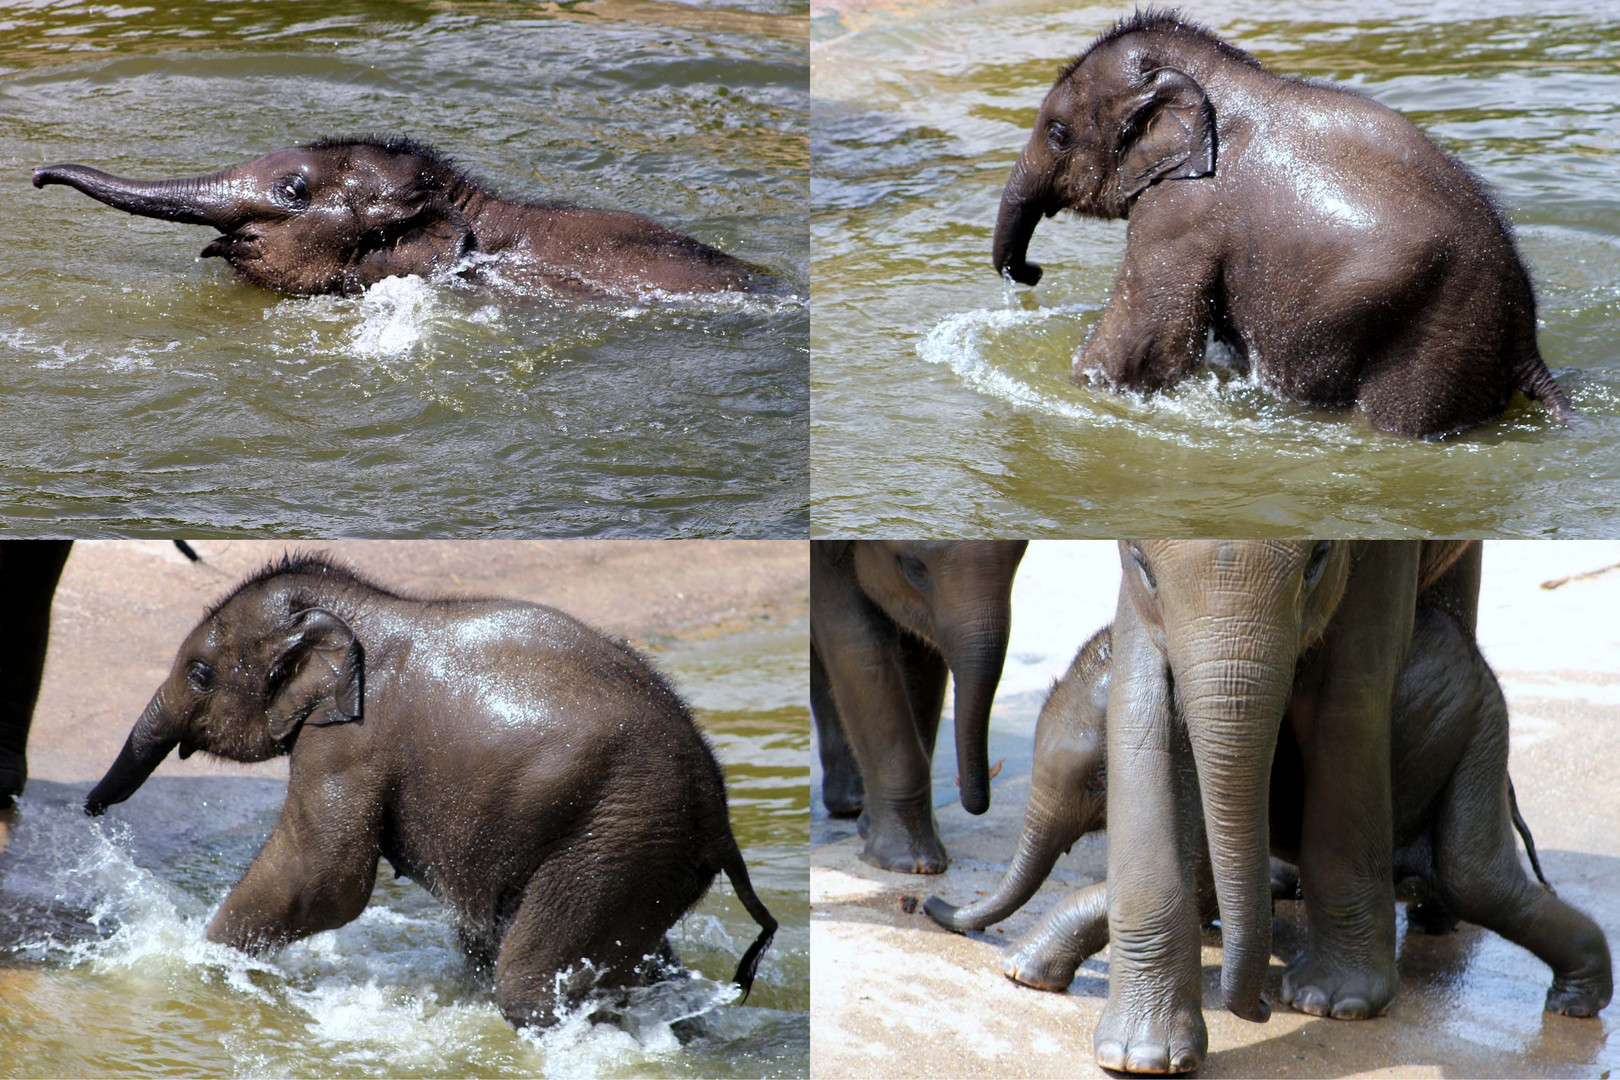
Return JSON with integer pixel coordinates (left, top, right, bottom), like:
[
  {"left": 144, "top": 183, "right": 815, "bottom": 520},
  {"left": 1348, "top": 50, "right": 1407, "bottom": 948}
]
[{"left": 811, "top": 541, "right": 1620, "bottom": 1077}]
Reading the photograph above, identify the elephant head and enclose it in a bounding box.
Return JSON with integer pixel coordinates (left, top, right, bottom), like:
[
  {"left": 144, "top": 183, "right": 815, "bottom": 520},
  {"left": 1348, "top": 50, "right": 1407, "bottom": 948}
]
[
  {"left": 1120, "top": 539, "right": 1351, "bottom": 1021},
  {"left": 826, "top": 539, "right": 1027, "bottom": 815},
  {"left": 991, "top": 20, "right": 1219, "bottom": 285},
  {"left": 34, "top": 138, "right": 475, "bottom": 296},
  {"left": 85, "top": 576, "right": 363, "bottom": 816}
]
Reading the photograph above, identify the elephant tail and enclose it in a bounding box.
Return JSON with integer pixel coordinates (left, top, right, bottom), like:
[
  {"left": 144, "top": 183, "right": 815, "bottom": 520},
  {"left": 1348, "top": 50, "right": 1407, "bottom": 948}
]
[
  {"left": 717, "top": 834, "right": 778, "bottom": 1002},
  {"left": 1516, "top": 344, "right": 1575, "bottom": 426},
  {"left": 1509, "top": 778, "right": 1552, "bottom": 892}
]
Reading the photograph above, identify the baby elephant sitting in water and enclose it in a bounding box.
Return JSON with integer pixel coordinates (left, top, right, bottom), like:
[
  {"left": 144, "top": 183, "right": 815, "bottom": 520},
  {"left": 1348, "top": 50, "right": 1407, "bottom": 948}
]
[
  {"left": 85, "top": 554, "right": 776, "bottom": 1029},
  {"left": 34, "top": 136, "right": 772, "bottom": 299},
  {"left": 925, "top": 606, "right": 1612, "bottom": 1020}
]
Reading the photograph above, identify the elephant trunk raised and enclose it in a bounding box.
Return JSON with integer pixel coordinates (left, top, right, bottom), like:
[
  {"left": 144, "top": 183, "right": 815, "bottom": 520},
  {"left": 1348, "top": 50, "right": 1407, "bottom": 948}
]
[
  {"left": 942, "top": 613, "right": 1012, "bottom": 817},
  {"left": 991, "top": 150, "right": 1049, "bottom": 287},
  {"left": 1175, "top": 635, "right": 1294, "bottom": 1024},
  {"left": 32, "top": 165, "right": 240, "bottom": 229},
  {"left": 84, "top": 690, "right": 179, "bottom": 816}
]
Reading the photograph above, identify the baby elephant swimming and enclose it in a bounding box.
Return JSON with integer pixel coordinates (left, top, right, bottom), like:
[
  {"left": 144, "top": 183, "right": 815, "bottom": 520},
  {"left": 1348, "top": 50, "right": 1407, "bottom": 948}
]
[
  {"left": 84, "top": 554, "right": 776, "bottom": 1029},
  {"left": 34, "top": 136, "right": 772, "bottom": 299}
]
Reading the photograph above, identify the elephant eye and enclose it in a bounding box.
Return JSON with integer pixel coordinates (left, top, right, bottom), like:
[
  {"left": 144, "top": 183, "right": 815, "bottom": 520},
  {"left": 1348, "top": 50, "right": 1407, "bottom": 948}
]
[
  {"left": 274, "top": 173, "right": 309, "bottom": 207},
  {"left": 897, "top": 553, "right": 931, "bottom": 591},
  {"left": 1129, "top": 543, "right": 1157, "bottom": 591},
  {"left": 1045, "top": 119, "right": 1073, "bottom": 152},
  {"left": 1302, "top": 540, "right": 1333, "bottom": 587},
  {"left": 187, "top": 659, "right": 216, "bottom": 693}
]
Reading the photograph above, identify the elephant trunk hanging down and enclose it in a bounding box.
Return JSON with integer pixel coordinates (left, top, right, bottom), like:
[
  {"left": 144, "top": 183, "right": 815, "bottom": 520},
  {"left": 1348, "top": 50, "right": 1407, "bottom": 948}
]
[{"left": 992, "top": 11, "right": 1572, "bottom": 436}]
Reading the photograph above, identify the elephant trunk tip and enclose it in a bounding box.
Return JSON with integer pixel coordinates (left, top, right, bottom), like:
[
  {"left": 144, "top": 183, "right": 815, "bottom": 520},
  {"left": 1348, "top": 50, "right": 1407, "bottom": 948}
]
[
  {"left": 922, "top": 895, "right": 972, "bottom": 932},
  {"left": 995, "top": 260, "right": 1042, "bottom": 288},
  {"left": 31, "top": 167, "right": 56, "bottom": 188},
  {"left": 959, "top": 783, "right": 990, "bottom": 816},
  {"left": 1225, "top": 985, "right": 1271, "bottom": 1024}
]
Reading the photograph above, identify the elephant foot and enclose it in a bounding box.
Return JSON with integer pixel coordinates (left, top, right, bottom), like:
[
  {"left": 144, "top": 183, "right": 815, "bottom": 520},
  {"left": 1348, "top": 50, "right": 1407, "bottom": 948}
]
[
  {"left": 821, "top": 776, "right": 864, "bottom": 818},
  {"left": 1093, "top": 995, "right": 1207, "bottom": 1074},
  {"left": 1280, "top": 953, "right": 1396, "bottom": 1020},
  {"left": 856, "top": 809, "right": 948, "bottom": 874},
  {"left": 1000, "top": 938, "right": 1079, "bottom": 992},
  {"left": 1406, "top": 899, "right": 1459, "bottom": 936},
  {"left": 1545, "top": 970, "right": 1612, "bottom": 1018}
]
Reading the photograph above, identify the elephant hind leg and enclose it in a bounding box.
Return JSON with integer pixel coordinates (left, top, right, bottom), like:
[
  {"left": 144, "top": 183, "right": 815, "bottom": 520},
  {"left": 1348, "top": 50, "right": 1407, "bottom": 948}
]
[
  {"left": 494, "top": 849, "right": 707, "bottom": 1029},
  {"left": 811, "top": 646, "right": 864, "bottom": 818},
  {"left": 1434, "top": 730, "right": 1612, "bottom": 1017}
]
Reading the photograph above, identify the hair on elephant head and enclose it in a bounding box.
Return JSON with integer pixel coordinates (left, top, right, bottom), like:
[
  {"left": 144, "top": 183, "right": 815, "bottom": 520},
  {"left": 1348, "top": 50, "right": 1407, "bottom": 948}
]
[
  {"left": 992, "top": 11, "right": 1573, "bottom": 436},
  {"left": 810, "top": 539, "right": 1026, "bottom": 873},
  {"left": 85, "top": 552, "right": 777, "bottom": 1028},
  {"left": 34, "top": 137, "right": 773, "bottom": 299}
]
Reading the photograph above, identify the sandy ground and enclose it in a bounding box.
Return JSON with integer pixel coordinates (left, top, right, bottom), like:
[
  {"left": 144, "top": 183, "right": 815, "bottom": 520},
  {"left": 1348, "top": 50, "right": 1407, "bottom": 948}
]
[
  {"left": 811, "top": 541, "right": 1620, "bottom": 1078},
  {"left": 17, "top": 540, "right": 807, "bottom": 789}
]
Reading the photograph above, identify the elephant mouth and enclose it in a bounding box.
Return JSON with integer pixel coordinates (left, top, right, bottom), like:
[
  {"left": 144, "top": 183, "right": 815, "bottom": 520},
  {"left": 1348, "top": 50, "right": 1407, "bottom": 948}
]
[{"left": 199, "top": 231, "right": 261, "bottom": 262}]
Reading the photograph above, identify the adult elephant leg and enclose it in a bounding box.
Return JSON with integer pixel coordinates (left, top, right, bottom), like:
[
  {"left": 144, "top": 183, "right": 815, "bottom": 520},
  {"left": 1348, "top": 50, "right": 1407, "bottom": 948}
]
[
  {"left": 899, "top": 633, "right": 948, "bottom": 765},
  {"left": 1094, "top": 596, "right": 1207, "bottom": 1075},
  {"left": 1280, "top": 542, "right": 1415, "bottom": 1020},
  {"left": 0, "top": 541, "right": 73, "bottom": 805},
  {"left": 811, "top": 645, "right": 864, "bottom": 817},
  {"left": 812, "top": 560, "right": 948, "bottom": 874}
]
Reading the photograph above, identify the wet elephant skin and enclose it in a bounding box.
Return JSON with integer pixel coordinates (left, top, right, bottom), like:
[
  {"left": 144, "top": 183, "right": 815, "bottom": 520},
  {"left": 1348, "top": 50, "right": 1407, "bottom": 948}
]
[
  {"left": 992, "top": 12, "right": 1572, "bottom": 436},
  {"left": 83, "top": 553, "right": 776, "bottom": 1030},
  {"left": 34, "top": 137, "right": 774, "bottom": 299}
]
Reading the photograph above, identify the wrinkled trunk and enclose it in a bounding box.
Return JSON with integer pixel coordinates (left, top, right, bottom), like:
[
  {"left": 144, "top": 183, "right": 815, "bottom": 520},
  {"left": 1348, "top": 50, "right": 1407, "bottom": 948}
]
[
  {"left": 990, "top": 150, "right": 1050, "bottom": 287},
  {"left": 925, "top": 791, "right": 1080, "bottom": 930},
  {"left": 32, "top": 164, "right": 238, "bottom": 228},
  {"left": 943, "top": 619, "right": 1011, "bottom": 816},
  {"left": 1176, "top": 644, "right": 1294, "bottom": 1024},
  {"left": 84, "top": 691, "right": 179, "bottom": 816}
]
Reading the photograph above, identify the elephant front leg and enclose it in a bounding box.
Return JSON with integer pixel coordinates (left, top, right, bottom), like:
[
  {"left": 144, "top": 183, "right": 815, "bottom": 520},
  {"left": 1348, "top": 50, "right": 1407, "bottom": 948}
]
[
  {"left": 815, "top": 624, "right": 949, "bottom": 874},
  {"left": 1001, "top": 881, "right": 1109, "bottom": 991},
  {"left": 206, "top": 784, "right": 381, "bottom": 953},
  {"left": 1094, "top": 598, "right": 1208, "bottom": 1074},
  {"left": 0, "top": 540, "right": 72, "bottom": 804},
  {"left": 1072, "top": 220, "right": 1219, "bottom": 395},
  {"left": 1281, "top": 545, "right": 1413, "bottom": 1020}
]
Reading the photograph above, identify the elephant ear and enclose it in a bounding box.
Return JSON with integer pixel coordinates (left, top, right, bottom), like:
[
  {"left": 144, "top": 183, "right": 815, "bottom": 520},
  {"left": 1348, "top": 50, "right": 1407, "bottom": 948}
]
[
  {"left": 348, "top": 203, "right": 476, "bottom": 291},
  {"left": 266, "top": 607, "right": 363, "bottom": 744},
  {"left": 1117, "top": 66, "right": 1215, "bottom": 202}
]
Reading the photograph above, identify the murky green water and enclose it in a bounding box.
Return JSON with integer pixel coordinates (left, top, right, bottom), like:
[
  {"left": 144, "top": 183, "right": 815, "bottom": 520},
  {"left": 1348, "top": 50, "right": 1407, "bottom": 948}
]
[
  {"left": 0, "top": 0, "right": 808, "bottom": 538},
  {"left": 810, "top": 0, "right": 1620, "bottom": 536},
  {"left": 0, "top": 620, "right": 809, "bottom": 1078}
]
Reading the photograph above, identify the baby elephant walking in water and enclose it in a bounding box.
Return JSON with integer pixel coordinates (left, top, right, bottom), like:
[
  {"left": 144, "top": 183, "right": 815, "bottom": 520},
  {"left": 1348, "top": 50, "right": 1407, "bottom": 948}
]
[
  {"left": 85, "top": 554, "right": 776, "bottom": 1030},
  {"left": 35, "top": 137, "right": 773, "bottom": 299}
]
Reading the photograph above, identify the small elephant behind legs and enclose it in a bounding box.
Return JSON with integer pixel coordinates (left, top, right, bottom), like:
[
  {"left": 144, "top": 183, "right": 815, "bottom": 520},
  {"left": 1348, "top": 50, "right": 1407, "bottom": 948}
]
[{"left": 928, "top": 605, "right": 1612, "bottom": 1025}]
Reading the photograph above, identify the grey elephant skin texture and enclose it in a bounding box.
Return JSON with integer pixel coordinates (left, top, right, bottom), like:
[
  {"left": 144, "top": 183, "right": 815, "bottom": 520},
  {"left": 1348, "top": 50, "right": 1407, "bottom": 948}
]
[
  {"left": 34, "top": 137, "right": 774, "bottom": 299},
  {"left": 1071, "top": 539, "right": 1483, "bottom": 1074},
  {"left": 992, "top": 11, "right": 1573, "bottom": 437},
  {"left": 810, "top": 540, "right": 1026, "bottom": 874},
  {"left": 83, "top": 554, "right": 776, "bottom": 1030},
  {"left": 926, "top": 606, "right": 1612, "bottom": 1052}
]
